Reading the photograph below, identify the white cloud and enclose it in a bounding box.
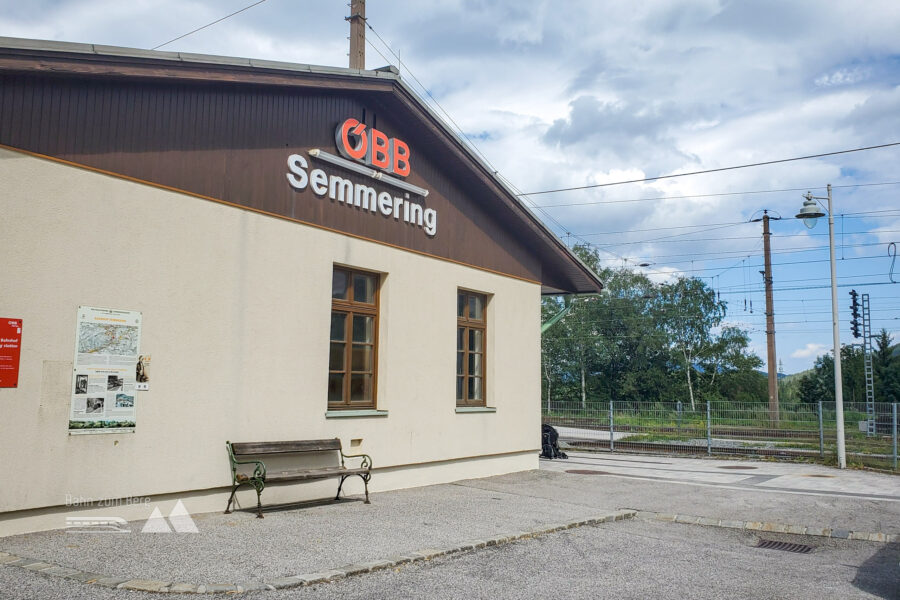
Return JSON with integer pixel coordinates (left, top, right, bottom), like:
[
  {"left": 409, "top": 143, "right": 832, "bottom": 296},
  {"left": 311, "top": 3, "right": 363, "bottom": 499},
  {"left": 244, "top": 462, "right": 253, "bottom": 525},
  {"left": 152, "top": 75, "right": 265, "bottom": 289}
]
[
  {"left": 815, "top": 67, "right": 870, "bottom": 88},
  {"left": 791, "top": 343, "right": 827, "bottom": 359}
]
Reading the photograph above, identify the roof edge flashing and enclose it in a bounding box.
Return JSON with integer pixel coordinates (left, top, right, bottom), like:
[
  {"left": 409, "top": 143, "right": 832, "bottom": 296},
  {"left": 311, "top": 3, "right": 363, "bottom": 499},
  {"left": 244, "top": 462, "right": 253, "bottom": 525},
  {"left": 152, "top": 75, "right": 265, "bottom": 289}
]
[{"left": 0, "top": 36, "right": 402, "bottom": 82}]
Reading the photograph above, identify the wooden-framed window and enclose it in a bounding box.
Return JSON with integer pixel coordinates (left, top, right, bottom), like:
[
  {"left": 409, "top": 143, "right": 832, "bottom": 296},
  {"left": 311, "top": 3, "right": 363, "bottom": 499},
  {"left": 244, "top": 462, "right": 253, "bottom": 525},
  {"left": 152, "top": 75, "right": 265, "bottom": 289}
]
[
  {"left": 329, "top": 267, "right": 379, "bottom": 409},
  {"left": 457, "top": 290, "right": 487, "bottom": 406}
]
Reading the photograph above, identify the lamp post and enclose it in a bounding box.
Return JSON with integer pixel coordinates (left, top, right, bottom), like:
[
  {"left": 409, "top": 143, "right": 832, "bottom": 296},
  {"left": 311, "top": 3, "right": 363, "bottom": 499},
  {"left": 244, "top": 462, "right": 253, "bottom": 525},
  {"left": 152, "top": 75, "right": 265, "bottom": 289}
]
[{"left": 796, "top": 184, "right": 846, "bottom": 469}]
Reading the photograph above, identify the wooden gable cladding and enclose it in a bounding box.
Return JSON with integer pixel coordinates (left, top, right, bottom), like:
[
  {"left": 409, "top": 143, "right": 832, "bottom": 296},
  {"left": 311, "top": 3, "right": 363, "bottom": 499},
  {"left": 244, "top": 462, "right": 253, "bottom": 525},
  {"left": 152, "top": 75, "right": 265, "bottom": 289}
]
[{"left": 0, "top": 71, "right": 544, "bottom": 284}]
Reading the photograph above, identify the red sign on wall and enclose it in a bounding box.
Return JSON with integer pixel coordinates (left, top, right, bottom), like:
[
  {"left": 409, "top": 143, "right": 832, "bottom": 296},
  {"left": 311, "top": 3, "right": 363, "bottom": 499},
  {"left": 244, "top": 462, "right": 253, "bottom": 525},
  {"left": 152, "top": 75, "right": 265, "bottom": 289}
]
[{"left": 0, "top": 318, "right": 23, "bottom": 388}]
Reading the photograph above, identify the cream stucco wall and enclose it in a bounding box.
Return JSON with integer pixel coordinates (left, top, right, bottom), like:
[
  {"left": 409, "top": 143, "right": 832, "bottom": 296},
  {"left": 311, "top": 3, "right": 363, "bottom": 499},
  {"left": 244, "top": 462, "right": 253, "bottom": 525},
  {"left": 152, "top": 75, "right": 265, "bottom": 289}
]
[{"left": 0, "top": 148, "right": 541, "bottom": 535}]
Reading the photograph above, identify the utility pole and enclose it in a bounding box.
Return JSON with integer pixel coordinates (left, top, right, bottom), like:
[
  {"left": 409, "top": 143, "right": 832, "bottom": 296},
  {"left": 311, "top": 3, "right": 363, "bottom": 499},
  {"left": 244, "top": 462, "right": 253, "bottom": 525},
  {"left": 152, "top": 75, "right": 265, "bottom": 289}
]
[
  {"left": 752, "top": 210, "right": 781, "bottom": 424},
  {"left": 347, "top": 0, "right": 366, "bottom": 70}
]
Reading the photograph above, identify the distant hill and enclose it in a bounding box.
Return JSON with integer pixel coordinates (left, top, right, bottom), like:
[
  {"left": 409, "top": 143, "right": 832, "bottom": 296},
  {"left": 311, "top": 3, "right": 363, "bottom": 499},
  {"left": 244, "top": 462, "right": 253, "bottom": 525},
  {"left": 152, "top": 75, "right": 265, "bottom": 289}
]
[
  {"left": 756, "top": 371, "right": 792, "bottom": 380},
  {"left": 779, "top": 369, "right": 813, "bottom": 384}
]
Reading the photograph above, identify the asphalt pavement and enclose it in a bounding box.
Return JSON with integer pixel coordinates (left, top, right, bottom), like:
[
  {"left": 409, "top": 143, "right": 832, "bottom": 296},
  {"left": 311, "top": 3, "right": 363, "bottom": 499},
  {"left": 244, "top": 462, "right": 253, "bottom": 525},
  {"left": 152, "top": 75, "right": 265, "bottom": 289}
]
[{"left": 0, "top": 452, "right": 897, "bottom": 599}]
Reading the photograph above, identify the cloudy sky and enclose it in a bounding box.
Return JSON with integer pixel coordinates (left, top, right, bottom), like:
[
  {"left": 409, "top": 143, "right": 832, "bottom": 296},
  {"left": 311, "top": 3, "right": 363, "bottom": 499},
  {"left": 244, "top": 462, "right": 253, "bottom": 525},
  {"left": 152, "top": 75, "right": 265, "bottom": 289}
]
[{"left": 3, "top": 0, "right": 898, "bottom": 373}]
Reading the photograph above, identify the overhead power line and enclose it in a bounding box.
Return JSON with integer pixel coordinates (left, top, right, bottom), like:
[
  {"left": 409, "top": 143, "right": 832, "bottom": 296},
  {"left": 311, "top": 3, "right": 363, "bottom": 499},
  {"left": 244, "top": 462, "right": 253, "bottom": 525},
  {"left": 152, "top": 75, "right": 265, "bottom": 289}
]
[
  {"left": 580, "top": 211, "right": 900, "bottom": 237},
  {"left": 593, "top": 229, "right": 900, "bottom": 248},
  {"left": 717, "top": 280, "right": 899, "bottom": 294},
  {"left": 595, "top": 241, "right": 889, "bottom": 264},
  {"left": 529, "top": 182, "right": 900, "bottom": 208},
  {"left": 151, "top": 0, "right": 267, "bottom": 50},
  {"left": 518, "top": 143, "right": 900, "bottom": 196}
]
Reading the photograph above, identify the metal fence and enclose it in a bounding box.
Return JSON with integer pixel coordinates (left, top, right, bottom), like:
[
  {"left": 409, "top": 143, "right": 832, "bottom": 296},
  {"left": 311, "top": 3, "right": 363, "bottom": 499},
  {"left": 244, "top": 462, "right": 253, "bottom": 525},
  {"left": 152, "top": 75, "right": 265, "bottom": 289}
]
[{"left": 543, "top": 400, "right": 899, "bottom": 471}]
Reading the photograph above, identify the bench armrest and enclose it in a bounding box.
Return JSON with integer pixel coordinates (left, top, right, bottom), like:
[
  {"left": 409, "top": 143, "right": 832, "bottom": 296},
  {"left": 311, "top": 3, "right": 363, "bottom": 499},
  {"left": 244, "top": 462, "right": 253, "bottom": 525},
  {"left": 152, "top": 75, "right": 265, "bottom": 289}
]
[
  {"left": 232, "top": 458, "right": 267, "bottom": 482},
  {"left": 226, "top": 441, "right": 267, "bottom": 483},
  {"left": 341, "top": 452, "right": 373, "bottom": 470}
]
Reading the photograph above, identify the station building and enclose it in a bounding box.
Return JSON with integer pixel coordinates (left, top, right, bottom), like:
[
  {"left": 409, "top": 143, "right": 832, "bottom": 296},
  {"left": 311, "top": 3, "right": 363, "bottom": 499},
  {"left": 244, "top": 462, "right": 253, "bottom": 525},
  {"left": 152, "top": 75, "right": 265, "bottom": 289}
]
[{"left": 0, "top": 37, "right": 602, "bottom": 535}]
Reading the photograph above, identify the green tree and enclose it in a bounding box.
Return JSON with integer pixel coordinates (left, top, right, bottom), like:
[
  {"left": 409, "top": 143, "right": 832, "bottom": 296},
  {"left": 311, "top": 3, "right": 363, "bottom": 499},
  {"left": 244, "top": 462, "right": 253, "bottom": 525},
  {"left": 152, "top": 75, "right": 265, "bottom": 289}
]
[
  {"left": 657, "top": 277, "right": 726, "bottom": 410},
  {"left": 540, "top": 245, "right": 762, "bottom": 411},
  {"left": 797, "top": 345, "right": 864, "bottom": 405},
  {"left": 874, "top": 329, "right": 900, "bottom": 403}
]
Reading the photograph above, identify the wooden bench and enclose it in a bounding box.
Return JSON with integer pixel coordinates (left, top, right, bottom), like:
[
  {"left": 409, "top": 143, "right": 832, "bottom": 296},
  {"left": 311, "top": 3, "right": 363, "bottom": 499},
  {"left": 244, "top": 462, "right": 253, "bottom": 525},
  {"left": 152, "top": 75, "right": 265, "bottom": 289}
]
[{"left": 224, "top": 438, "right": 372, "bottom": 518}]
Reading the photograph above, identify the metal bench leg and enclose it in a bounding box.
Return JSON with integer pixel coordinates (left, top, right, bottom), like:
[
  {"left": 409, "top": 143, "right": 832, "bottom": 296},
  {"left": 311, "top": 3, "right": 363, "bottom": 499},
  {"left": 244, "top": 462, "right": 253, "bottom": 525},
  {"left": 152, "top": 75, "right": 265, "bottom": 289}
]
[
  {"left": 224, "top": 484, "right": 239, "bottom": 514},
  {"left": 335, "top": 475, "right": 348, "bottom": 501},
  {"left": 360, "top": 473, "right": 370, "bottom": 504},
  {"left": 253, "top": 481, "right": 265, "bottom": 519}
]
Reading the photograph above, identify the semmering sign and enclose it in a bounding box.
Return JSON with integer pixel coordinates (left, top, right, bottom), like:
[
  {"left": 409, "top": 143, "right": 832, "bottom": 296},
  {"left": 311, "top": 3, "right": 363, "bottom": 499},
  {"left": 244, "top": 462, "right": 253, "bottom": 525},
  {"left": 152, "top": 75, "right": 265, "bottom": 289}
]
[{"left": 286, "top": 118, "right": 437, "bottom": 237}]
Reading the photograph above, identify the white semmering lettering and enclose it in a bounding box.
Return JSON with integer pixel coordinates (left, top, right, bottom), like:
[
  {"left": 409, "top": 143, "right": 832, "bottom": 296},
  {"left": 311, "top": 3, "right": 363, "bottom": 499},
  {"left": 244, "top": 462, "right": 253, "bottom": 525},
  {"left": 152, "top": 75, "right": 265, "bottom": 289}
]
[{"left": 286, "top": 154, "right": 437, "bottom": 237}]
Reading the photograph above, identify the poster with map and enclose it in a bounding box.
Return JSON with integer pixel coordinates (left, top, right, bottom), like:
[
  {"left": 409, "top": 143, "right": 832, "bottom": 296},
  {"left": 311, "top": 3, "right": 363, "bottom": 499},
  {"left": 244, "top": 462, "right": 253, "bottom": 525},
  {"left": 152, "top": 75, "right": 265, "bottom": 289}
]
[{"left": 69, "top": 306, "right": 142, "bottom": 433}]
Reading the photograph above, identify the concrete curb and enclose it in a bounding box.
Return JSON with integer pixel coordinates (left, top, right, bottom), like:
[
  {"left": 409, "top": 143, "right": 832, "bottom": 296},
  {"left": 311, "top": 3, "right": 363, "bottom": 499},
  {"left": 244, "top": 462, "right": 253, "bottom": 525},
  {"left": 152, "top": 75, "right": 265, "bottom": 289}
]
[
  {"left": 632, "top": 510, "right": 898, "bottom": 543},
  {"left": 0, "top": 509, "right": 635, "bottom": 594}
]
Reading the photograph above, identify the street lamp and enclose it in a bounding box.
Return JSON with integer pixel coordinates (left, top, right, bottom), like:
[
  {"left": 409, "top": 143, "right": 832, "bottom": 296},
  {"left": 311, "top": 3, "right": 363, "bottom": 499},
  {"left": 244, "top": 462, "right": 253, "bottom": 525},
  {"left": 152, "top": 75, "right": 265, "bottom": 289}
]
[{"left": 795, "top": 184, "right": 846, "bottom": 469}]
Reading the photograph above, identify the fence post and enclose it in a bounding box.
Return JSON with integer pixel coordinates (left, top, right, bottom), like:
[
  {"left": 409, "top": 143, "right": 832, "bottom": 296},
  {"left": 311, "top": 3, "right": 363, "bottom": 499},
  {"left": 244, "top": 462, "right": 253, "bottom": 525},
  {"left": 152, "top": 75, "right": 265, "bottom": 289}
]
[
  {"left": 893, "top": 403, "right": 897, "bottom": 470},
  {"left": 706, "top": 401, "right": 712, "bottom": 456},
  {"left": 609, "top": 401, "right": 615, "bottom": 453},
  {"left": 818, "top": 401, "right": 825, "bottom": 459},
  {"left": 677, "top": 401, "right": 683, "bottom": 434}
]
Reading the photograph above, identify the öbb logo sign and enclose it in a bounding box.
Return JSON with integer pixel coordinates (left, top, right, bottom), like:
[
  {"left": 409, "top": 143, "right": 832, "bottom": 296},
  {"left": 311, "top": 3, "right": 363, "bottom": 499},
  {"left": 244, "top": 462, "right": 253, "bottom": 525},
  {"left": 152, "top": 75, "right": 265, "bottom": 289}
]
[{"left": 335, "top": 118, "right": 410, "bottom": 178}]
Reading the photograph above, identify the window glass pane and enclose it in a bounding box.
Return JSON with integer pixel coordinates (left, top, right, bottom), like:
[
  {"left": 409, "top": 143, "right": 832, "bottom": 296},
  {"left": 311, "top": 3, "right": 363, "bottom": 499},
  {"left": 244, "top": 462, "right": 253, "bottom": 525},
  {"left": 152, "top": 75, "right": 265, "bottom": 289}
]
[
  {"left": 457, "top": 351, "right": 464, "bottom": 375},
  {"left": 470, "top": 294, "right": 484, "bottom": 321},
  {"left": 352, "top": 315, "right": 374, "bottom": 343},
  {"left": 469, "top": 329, "right": 483, "bottom": 352},
  {"left": 456, "top": 376, "right": 464, "bottom": 401},
  {"left": 330, "top": 313, "right": 346, "bottom": 341},
  {"left": 350, "top": 374, "right": 373, "bottom": 403},
  {"left": 457, "top": 293, "right": 466, "bottom": 318},
  {"left": 328, "top": 374, "right": 344, "bottom": 404},
  {"left": 457, "top": 327, "right": 465, "bottom": 350},
  {"left": 468, "top": 376, "right": 483, "bottom": 401},
  {"left": 353, "top": 273, "right": 375, "bottom": 304},
  {"left": 352, "top": 344, "right": 373, "bottom": 372},
  {"left": 469, "top": 353, "right": 483, "bottom": 376},
  {"left": 332, "top": 270, "right": 348, "bottom": 300},
  {"left": 329, "top": 342, "right": 345, "bottom": 371}
]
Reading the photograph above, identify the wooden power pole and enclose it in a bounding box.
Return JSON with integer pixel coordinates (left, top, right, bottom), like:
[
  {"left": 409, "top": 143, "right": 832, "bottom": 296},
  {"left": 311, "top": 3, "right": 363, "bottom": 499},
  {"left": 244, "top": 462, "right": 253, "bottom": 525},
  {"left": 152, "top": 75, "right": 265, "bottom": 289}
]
[
  {"left": 756, "top": 210, "right": 781, "bottom": 424},
  {"left": 348, "top": 0, "right": 366, "bottom": 70}
]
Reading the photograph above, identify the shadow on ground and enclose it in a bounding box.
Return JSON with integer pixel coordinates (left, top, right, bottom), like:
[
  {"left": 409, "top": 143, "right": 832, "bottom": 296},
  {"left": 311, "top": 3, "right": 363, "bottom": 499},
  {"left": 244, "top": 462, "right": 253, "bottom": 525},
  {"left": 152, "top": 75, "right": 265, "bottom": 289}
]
[{"left": 851, "top": 542, "right": 900, "bottom": 599}]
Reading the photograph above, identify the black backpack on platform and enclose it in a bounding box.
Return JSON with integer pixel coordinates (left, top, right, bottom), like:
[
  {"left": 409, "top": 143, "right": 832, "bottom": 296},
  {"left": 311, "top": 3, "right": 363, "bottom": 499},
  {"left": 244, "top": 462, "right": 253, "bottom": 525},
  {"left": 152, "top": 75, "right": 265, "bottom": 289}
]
[{"left": 540, "top": 424, "right": 568, "bottom": 459}]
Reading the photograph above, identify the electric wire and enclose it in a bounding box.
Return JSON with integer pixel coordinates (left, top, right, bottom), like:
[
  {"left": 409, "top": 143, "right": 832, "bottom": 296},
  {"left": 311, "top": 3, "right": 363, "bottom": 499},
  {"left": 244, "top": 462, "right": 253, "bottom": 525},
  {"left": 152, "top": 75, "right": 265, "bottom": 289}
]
[
  {"left": 528, "top": 182, "right": 900, "bottom": 208},
  {"left": 579, "top": 211, "right": 900, "bottom": 238},
  {"left": 594, "top": 241, "right": 892, "bottom": 263},
  {"left": 594, "top": 230, "right": 900, "bottom": 248},
  {"left": 151, "top": 0, "right": 267, "bottom": 50},
  {"left": 518, "top": 145, "right": 900, "bottom": 196}
]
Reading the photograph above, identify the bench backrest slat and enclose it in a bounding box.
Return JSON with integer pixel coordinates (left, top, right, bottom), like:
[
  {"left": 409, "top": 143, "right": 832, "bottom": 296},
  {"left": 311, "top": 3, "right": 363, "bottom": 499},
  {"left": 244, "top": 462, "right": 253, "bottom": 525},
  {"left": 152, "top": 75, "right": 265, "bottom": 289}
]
[{"left": 231, "top": 439, "right": 341, "bottom": 455}]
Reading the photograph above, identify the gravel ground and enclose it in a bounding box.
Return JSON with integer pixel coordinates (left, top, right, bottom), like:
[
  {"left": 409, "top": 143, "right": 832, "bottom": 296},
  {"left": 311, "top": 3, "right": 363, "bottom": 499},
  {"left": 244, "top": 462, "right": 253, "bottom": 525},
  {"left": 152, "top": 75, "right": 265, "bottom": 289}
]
[
  {"left": 2, "top": 520, "right": 895, "bottom": 600},
  {"left": 0, "top": 479, "right": 611, "bottom": 584}
]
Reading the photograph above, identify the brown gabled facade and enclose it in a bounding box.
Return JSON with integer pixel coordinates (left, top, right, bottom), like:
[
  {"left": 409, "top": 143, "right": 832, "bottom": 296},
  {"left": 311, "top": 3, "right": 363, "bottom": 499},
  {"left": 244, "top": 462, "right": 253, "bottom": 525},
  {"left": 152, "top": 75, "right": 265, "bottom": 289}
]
[{"left": 0, "top": 37, "right": 602, "bottom": 295}]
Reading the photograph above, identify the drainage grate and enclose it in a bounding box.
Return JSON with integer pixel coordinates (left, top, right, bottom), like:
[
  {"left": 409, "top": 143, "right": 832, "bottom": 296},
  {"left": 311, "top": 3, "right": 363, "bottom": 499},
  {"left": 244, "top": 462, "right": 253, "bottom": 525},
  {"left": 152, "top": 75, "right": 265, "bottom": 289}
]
[
  {"left": 565, "top": 469, "right": 608, "bottom": 475},
  {"left": 717, "top": 465, "right": 758, "bottom": 470},
  {"left": 756, "top": 539, "right": 813, "bottom": 554}
]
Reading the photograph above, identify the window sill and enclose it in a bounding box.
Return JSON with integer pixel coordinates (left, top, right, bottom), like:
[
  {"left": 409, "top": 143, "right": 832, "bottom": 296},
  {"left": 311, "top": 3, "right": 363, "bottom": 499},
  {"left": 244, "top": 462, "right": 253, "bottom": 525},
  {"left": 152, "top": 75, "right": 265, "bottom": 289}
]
[
  {"left": 325, "top": 409, "right": 389, "bottom": 419},
  {"left": 455, "top": 406, "right": 497, "bottom": 414}
]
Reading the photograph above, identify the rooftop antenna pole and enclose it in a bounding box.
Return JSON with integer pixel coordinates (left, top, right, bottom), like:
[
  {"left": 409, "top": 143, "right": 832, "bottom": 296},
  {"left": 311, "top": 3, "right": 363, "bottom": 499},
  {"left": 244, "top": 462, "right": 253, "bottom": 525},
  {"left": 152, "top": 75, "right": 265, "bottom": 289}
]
[{"left": 348, "top": 0, "right": 366, "bottom": 69}]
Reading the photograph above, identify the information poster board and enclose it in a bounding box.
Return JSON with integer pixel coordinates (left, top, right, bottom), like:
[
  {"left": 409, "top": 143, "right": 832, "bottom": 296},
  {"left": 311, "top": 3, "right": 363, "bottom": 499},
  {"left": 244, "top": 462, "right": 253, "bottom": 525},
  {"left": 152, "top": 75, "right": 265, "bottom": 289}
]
[
  {"left": 69, "top": 307, "right": 141, "bottom": 433},
  {"left": 0, "top": 318, "right": 23, "bottom": 388}
]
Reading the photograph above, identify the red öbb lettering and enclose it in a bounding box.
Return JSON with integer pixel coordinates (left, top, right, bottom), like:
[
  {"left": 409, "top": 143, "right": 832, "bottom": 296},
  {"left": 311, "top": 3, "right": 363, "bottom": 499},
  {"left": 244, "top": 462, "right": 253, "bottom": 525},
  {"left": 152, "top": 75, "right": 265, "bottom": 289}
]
[{"left": 334, "top": 118, "right": 411, "bottom": 177}]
